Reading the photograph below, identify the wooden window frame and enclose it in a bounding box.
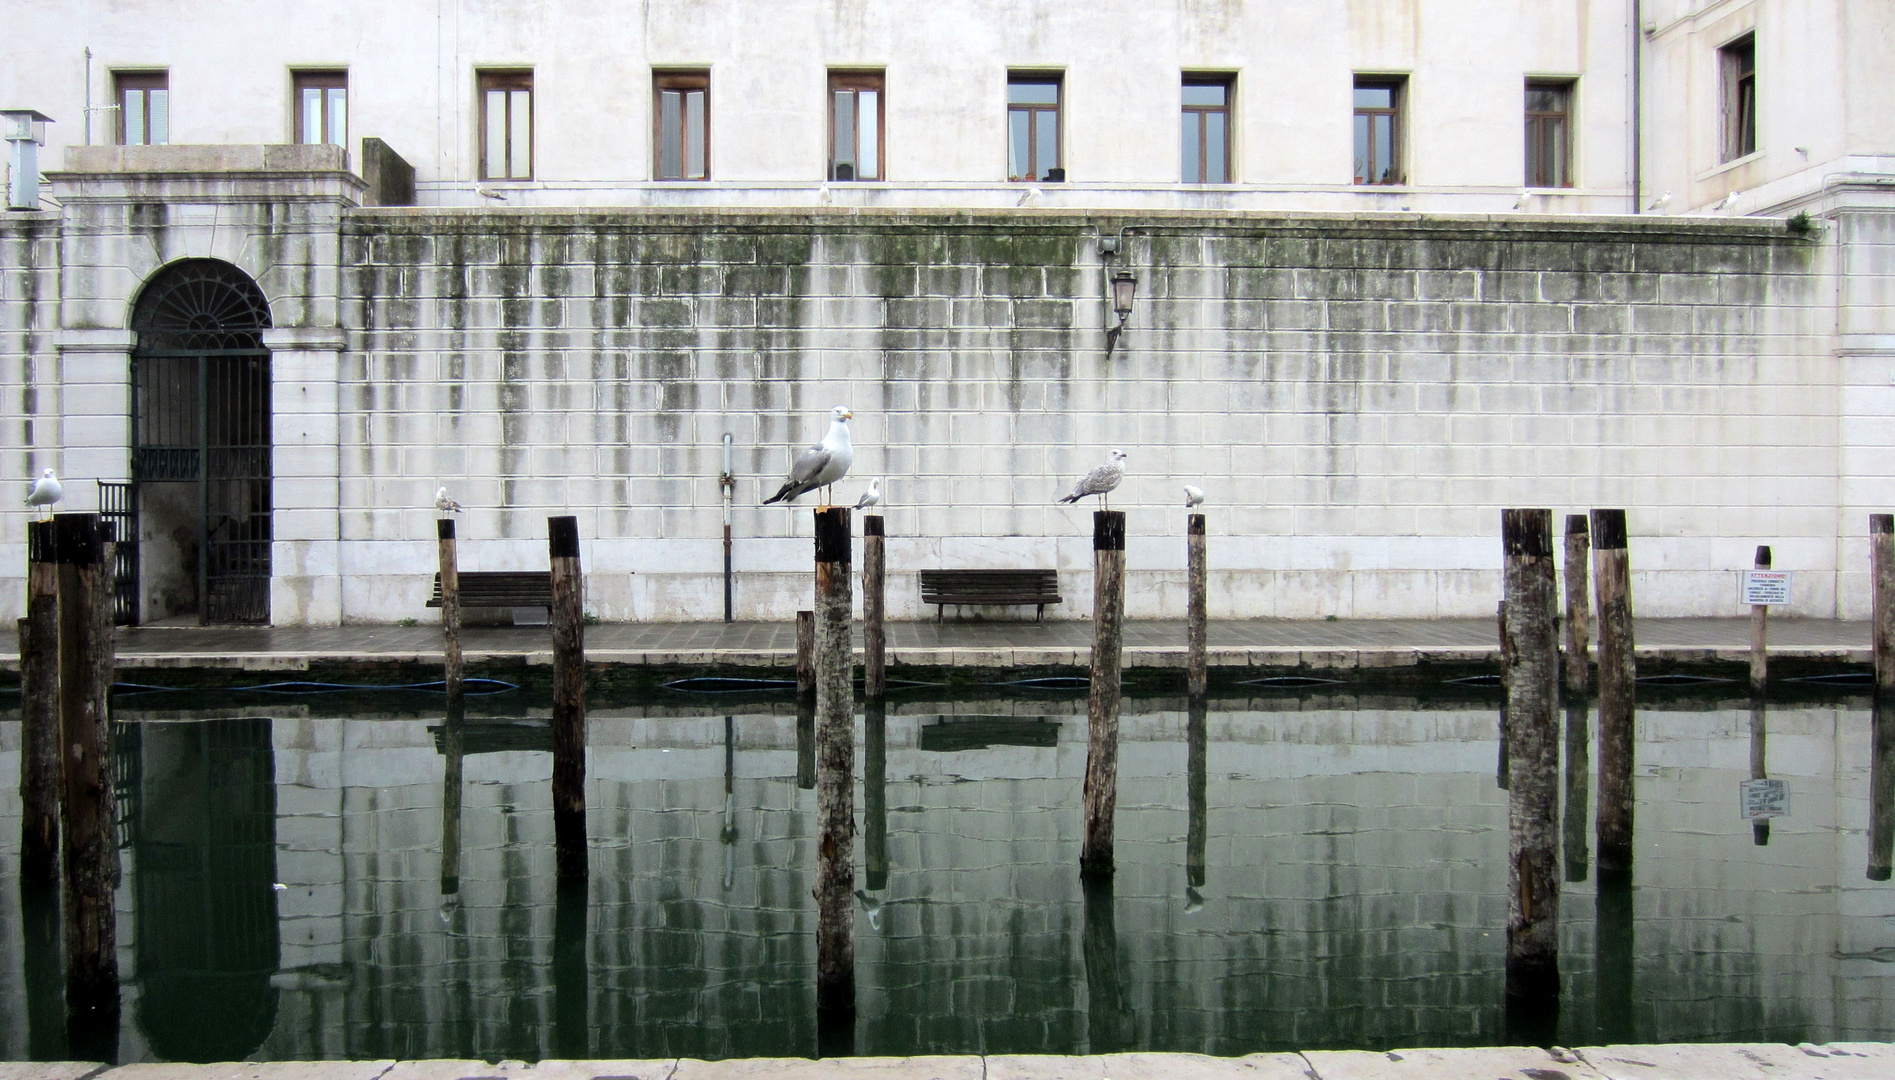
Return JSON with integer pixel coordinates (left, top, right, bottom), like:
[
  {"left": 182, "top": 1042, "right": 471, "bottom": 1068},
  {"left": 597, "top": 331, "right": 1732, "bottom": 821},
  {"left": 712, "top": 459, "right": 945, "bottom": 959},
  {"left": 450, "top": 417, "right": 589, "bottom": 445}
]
[
  {"left": 1524, "top": 79, "right": 1574, "bottom": 188},
  {"left": 292, "top": 70, "right": 348, "bottom": 148},
  {"left": 827, "top": 70, "right": 885, "bottom": 182},
  {"left": 1181, "top": 75, "right": 1234, "bottom": 184},
  {"left": 477, "top": 69, "right": 534, "bottom": 181},
  {"left": 114, "top": 70, "right": 169, "bottom": 146},
  {"left": 653, "top": 70, "right": 710, "bottom": 181},
  {"left": 1352, "top": 75, "right": 1405, "bottom": 186},
  {"left": 1719, "top": 34, "right": 1757, "bottom": 162},
  {"left": 1007, "top": 74, "right": 1063, "bottom": 183}
]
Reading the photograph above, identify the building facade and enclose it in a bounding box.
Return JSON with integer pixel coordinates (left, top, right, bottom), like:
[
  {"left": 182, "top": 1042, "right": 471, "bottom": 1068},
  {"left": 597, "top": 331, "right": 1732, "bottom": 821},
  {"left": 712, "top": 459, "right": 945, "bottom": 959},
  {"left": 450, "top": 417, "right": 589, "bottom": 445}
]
[{"left": 2, "top": 0, "right": 1893, "bottom": 624}]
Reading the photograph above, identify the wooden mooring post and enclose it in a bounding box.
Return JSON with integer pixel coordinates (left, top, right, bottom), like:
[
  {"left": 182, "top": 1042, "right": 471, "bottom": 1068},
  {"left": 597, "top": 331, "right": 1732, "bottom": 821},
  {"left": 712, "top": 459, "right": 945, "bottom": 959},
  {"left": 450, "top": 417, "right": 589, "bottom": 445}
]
[
  {"left": 19, "top": 519, "right": 58, "bottom": 885},
  {"left": 1501, "top": 509, "right": 1560, "bottom": 1038},
  {"left": 863, "top": 515, "right": 886, "bottom": 700},
  {"left": 55, "top": 512, "right": 119, "bottom": 1056},
  {"left": 1564, "top": 699, "right": 1590, "bottom": 882},
  {"left": 1749, "top": 545, "right": 1772, "bottom": 696},
  {"left": 1186, "top": 513, "right": 1208, "bottom": 698},
  {"left": 797, "top": 609, "right": 816, "bottom": 698},
  {"left": 548, "top": 516, "right": 587, "bottom": 882},
  {"left": 1564, "top": 514, "right": 1591, "bottom": 696},
  {"left": 796, "top": 607, "right": 817, "bottom": 790},
  {"left": 813, "top": 507, "right": 856, "bottom": 1027},
  {"left": 438, "top": 517, "right": 465, "bottom": 892},
  {"left": 1873, "top": 516, "right": 1895, "bottom": 880},
  {"left": 1495, "top": 600, "right": 1511, "bottom": 791},
  {"left": 1592, "top": 508, "right": 1636, "bottom": 879},
  {"left": 1082, "top": 509, "right": 1127, "bottom": 880},
  {"left": 439, "top": 518, "right": 465, "bottom": 709}
]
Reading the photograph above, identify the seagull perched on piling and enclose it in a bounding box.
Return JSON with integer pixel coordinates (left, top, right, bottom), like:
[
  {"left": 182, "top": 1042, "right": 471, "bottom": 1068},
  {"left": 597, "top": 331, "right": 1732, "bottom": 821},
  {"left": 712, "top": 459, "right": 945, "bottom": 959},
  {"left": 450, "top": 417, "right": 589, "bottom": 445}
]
[
  {"left": 763, "top": 405, "right": 855, "bottom": 508},
  {"left": 1057, "top": 449, "right": 1127, "bottom": 510},
  {"left": 435, "top": 487, "right": 464, "bottom": 513},
  {"left": 1183, "top": 485, "right": 1205, "bottom": 508},
  {"left": 24, "top": 469, "right": 61, "bottom": 518},
  {"left": 854, "top": 477, "right": 883, "bottom": 511}
]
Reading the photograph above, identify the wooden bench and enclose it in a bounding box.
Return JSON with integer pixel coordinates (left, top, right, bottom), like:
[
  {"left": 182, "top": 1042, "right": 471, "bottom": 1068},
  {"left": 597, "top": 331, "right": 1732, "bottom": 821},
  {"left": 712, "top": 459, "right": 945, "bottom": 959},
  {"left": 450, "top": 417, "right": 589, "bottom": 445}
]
[
  {"left": 426, "top": 571, "right": 553, "bottom": 612},
  {"left": 919, "top": 569, "right": 1062, "bottom": 622}
]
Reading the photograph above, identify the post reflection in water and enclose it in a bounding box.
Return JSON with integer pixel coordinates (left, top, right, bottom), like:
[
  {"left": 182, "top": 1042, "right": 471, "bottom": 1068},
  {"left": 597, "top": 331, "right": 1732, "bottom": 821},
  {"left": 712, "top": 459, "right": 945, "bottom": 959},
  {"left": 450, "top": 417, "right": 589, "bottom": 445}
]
[
  {"left": 553, "top": 881, "right": 589, "bottom": 1060},
  {"left": 1594, "top": 870, "right": 1636, "bottom": 1044},
  {"left": 1564, "top": 700, "right": 1590, "bottom": 881},
  {"left": 440, "top": 701, "right": 466, "bottom": 894},
  {"left": 1750, "top": 703, "right": 1771, "bottom": 847},
  {"left": 722, "top": 715, "right": 739, "bottom": 891},
  {"left": 132, "top": 718, "right": 281, "bottom": 1064},
  {"left": 1872, "top": 695, "right": 1894, "bottom": 881},
  {"left": 796, "top": 695, "right": 816, "bottom": 791},
  {"left": 20, "top": 879, "right": 65, "bottom": 1061},
  {"left": 1081, "top": 875, "right": 1128, "bottom": 1055},
  {"left": 864, "top": 702, "right": 889, "bottom": 893},
  {"left": 1186, "top": 696, "right": 1207, "bottom": 894}
]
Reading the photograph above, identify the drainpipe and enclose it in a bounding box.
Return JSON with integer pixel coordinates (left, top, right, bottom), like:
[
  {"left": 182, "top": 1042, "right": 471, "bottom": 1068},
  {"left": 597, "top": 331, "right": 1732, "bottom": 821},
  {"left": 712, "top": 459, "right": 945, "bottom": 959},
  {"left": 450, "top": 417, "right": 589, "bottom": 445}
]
[
  {"left": 721, "top": 432, "right": 735, "bottom": 622},
  {"left": 1631, "top": 0, "right": 1644, "bottom": 213}
]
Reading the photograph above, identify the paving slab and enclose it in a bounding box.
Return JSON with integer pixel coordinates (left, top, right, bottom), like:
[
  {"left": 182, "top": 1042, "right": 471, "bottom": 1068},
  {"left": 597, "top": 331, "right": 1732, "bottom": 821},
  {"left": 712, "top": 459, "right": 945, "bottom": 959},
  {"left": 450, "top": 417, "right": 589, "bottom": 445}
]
[
  {"left": 1578, "top": 1044, "right": 1829, "bottom": 1080},
  {"left": 0, "top": 1066, "right": 112, "bottom": 1080},
  {"left": 1798, "top": 1044, "right": 1895, "bottom": 1079},
  {"left": 382, "top": 1062, "right": 674, "bottom": 1080},
  {"left": 670, "top": 1057, "right": 979, "bottom": 1080},
  {"left": 97, "top": 1065, "right": 397, "bottom": 1080},
  {"left": 984, "top": 1053, "right": 1311, "bottom": 1079},
  {"left": 1302, "top": 1047, "right": 1605, "bottom": 1080}
]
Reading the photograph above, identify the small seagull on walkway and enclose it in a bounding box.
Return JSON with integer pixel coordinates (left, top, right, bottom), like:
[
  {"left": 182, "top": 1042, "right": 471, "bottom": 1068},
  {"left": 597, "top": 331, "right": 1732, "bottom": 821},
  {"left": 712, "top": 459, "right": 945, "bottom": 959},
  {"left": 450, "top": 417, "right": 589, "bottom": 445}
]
[
  {"left": 1511, "top": 189, "right": 1532, "bottom": 211},
  {"left": 1018, "top": 186, "right": 1046, "bottom": 208},
  {"left": 475, "top": 186, "right": 507, "bottom": 202},
  {"left": 854, "top": 477, "right": 883, "bottom": 511},
  {"left": 1719, "top": 189, "right": 1743, "bottom": 214},
  {"left": 1646, "top": 190, "right": 1672, "bottom": 213},
  {"left": 24, "top": 468, "right": 62, "bottom": 518},
  {"left": 1183, "top": 484, "right": 1205, "bottom": 508},
  {"left": 1057, "top": 449, "right": 1126, "bottom": 510},
  {"left": 435, "top": 487, "right": 464, "bottom": 513}
]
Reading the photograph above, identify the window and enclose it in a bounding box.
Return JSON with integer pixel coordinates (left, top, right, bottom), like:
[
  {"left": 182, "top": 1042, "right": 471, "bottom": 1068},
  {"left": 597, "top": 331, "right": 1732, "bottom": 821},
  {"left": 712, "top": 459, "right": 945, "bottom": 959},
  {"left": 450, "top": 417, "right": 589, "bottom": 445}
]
[
  {"left": 829, "top": 72, "right": 883, "bottom": 181},
  {"left": 1008, "top": 75, "right": 1062, "bottom": 182},
  {"left": 1524, "top": 80, "right": 1573, "bottom": 188},
  {"left": 1181, "top": 76, "right": 1232, "bottom": 183},
  {"left": 115, "top": 71, "right": 169, "bottom": 146},
  {"left": 478, "top": 70, "right": 533, "bottom": 180},
  {"left": 654, "top": 71, "right": 708, "bottom": 181},
  {"left": 1352, "top": 76, "right": 1404, "bottom": 185},
  {"left": 1720, "top": 34, "right": 1756, "bottom": 161},
  {"left": 294, "top": 71, "right": 347, "bottom": 147}
]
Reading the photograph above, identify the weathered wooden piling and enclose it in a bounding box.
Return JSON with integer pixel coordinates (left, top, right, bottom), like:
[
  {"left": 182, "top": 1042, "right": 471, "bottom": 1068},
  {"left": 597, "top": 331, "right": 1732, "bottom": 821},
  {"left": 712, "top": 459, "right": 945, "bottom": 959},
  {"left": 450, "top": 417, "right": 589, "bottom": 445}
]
[
  {"left": 1501, "top": 509, "right": 1560, "bottom": 1029},
  {"left": 796, "top": 609, "right": 816, "bottom": 698},
  {"left": 1879, "top": 515, "right": 1895, "bottom": 694},
  {"left": 1496, "top": 600, "right": 1511, "bottom": 791},
  {"left": 55, "top": 512, "right": 119, "bottom": 1054},
  {"left": 1564, "top": 700, "right": 1590, "bottom": 882},
  {"left": 19, "top": 519, "right": 59, "bottom": 885},
  {"left": 1186, "top": 695, "right": 1207, "bottom": 890},
  {"left": 1563, "top": 514, "right": 1591, "bottom": 695},
  {"left": 1186, "top": 513, "right": 1208, "bottom": 698},
  {"left": 1592, "top": 508, "right": 1636, "bottom": 877},
  {"left": 864, "top": 698, "right": 889, "bottom": 892},
  {"left": 548, "top": 515, "right": 587, "bottom": 882},
  {"left": 812, "top": 507, "right": 856, "bottom": 1023},
  {"left": 439, "top": 518, "right": 465, "bottom": 709},
  {"left": 437, "top": 518, "right": 466, "bottom": 893},
  {"left": 1750, "top": 545, "right": 1772, "bottom": 697},
  {"left": 1082, "top": 509, "right": 1127, "bottom": 880},
  {"left": 863, "top": 515, "right": 886, "bottom": 700}
]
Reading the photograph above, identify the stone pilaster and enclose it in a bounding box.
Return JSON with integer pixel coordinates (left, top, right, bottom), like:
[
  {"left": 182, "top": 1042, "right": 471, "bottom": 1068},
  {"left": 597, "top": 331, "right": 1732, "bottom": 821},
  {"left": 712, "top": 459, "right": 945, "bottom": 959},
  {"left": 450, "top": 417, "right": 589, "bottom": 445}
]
[{"left": 266, "top": 326, "right": 346, "bottom": 626}]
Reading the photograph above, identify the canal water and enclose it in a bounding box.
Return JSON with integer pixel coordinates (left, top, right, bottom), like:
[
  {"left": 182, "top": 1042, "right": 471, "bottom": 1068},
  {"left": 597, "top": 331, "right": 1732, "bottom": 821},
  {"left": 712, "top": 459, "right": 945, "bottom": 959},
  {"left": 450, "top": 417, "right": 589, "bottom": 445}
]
[{"left": 0, "top": 689, "right": 1890, "bottom": 1061}]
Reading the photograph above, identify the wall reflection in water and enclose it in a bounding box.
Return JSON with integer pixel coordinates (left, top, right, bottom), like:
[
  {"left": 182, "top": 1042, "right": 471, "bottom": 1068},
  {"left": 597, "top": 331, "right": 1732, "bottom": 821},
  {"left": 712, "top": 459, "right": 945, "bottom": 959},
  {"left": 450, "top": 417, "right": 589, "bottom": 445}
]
[{"left": 0, "top": 699, "right": 1891, "bottom": 1061}]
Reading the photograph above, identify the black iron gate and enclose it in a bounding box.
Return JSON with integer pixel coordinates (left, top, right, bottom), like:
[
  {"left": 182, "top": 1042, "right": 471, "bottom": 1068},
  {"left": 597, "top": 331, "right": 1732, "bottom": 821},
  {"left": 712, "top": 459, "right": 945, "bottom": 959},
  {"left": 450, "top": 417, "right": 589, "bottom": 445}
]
[
  {"left": 130, "top": 259, "right": 274, "bottom": 625},
  {"left": 99, "top": 480, "right": 139, "bottom": 626}
]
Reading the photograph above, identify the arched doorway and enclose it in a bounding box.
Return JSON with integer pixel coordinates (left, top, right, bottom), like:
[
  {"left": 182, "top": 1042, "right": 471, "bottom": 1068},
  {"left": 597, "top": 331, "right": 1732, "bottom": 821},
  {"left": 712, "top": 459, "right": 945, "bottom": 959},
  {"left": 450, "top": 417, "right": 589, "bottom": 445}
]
[{"left": 130, "top": 259, "right": 274, "bottom": 625}]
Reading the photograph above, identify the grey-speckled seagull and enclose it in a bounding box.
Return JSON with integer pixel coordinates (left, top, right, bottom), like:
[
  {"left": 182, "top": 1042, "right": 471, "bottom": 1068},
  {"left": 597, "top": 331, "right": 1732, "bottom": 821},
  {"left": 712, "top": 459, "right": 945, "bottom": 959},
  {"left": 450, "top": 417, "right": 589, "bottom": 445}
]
[
  {"left": 763, "top": 405, "right": 855, "bottom": 507},
  {"left": 1057, "top": 448, "right": 1126, "bottom": 510}
]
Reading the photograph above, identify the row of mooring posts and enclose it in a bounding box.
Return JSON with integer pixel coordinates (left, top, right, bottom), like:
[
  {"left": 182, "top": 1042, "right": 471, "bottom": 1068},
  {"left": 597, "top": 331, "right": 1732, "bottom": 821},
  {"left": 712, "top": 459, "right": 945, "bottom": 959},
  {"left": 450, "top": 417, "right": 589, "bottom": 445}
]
[{"left": 15, "top": 514, "right": 122, "bottom": 1061}]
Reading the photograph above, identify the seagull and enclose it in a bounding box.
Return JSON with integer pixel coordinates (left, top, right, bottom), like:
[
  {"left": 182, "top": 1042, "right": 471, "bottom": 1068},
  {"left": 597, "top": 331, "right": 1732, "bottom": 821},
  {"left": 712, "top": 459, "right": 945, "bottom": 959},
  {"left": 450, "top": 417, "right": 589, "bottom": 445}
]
[
  {"left": 1057, "top": 449, "right": 1126, "bottom": 509},
  {"left": 1017, "top": 186, "right": 1046, "bottom": 208},
  {"left": 1183, "top": 485, "right": 1205, "bottom": 508},
  {"left": 1646, "top": 190, "right": 1672, "bottom": 213},
  {"left": 762, "top": 405, "right": 855, "bottom": 507},
  {"left": 435, "top": 487, "right": 463, "bottom": 513},
  {"left": 1512, "top": 189, "right": 1532, "bottom": 211},
  {"left": 1719, "top": 189, "right": 1743, "bottom": 213},
  {"left": 818, "top": 183, "right": 834, "bottom": 205},
  {"left": 853, "top": 477, "right": 882, "bottom": 511},
  {"left": 24, "top": 469, "right": 61, "bottom": 518},
  {"left": 475, "top": 186, "right": 507, "bottom": 202}
]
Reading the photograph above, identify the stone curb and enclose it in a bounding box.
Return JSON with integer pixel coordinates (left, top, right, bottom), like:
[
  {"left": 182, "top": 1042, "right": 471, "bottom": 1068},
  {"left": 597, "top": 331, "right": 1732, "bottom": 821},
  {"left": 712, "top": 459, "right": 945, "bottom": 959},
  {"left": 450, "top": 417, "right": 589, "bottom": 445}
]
[{"left": 6, "top": 1044, "right": 1891, "bottom": 1080}]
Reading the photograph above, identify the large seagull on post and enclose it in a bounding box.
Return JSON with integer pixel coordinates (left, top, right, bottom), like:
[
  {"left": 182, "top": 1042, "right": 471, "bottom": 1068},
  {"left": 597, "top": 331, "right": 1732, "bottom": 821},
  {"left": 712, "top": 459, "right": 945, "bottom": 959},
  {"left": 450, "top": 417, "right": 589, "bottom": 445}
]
[
  {"left": 1057, "top": 449, "right": 1126, "bottom": 510},
  {"left": 763, "top": 405, "right": 855, "bottom": 508}
]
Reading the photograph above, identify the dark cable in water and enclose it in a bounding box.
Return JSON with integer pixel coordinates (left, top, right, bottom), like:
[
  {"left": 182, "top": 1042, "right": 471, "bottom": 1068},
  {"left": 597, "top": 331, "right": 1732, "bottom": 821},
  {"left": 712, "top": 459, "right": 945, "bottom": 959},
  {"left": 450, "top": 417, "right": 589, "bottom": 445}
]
[{"left": 107, "top": 678, "right": 521, "bottom": 696}]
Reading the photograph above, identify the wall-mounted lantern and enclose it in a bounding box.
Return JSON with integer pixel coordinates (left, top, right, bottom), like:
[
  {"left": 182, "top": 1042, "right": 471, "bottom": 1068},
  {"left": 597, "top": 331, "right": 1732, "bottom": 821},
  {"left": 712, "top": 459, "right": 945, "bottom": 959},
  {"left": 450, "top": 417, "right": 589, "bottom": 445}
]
[
  {"left": 3, "top": 109, "right": 53, "bottom": 211},
  {"left": 1110, "top": 269, "right": 1137, "bottom": 327}
]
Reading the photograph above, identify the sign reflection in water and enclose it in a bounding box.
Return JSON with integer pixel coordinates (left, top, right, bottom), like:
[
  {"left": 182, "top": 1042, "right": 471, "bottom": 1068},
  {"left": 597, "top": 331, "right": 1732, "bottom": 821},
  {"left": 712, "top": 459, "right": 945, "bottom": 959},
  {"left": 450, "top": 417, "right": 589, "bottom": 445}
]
[{"left": 0, "top": 697, "right": 1892, "bottom": 1060}]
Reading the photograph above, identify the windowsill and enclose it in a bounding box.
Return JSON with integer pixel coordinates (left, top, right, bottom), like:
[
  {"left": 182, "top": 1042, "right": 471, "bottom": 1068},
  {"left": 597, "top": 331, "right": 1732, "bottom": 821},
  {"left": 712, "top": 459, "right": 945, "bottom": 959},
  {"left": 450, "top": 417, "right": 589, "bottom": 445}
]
[{"left": 1696, "top": 149, "right": 1762, "bottom": 182}]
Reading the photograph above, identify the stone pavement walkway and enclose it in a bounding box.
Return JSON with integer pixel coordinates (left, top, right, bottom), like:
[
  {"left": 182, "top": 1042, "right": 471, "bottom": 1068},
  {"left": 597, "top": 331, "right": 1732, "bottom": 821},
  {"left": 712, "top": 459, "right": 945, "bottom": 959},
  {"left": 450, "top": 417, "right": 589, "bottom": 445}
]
[
  {"left": 7, "top": 1042, "right": 1894, "bottom": 1080},
  {"left": 0, "top": 617, "right": 1873, "bottom": 673}
]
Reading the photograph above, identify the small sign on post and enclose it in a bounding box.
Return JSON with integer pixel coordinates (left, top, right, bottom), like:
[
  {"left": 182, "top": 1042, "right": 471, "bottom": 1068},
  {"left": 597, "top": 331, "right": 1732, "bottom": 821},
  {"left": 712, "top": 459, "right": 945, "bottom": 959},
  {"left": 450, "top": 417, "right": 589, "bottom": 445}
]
[
  {"left": 1740, "top": 777, "right": 1789, "bottom": 820},
  {"left": 1741, "top": 570, "right": 1791, "bottom": 607}
]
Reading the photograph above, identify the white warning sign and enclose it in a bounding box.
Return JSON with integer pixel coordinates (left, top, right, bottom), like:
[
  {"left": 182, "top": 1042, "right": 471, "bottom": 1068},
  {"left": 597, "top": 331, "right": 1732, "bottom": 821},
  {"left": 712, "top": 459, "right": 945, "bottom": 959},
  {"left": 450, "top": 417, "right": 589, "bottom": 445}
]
[{"left": 1741, "top": 571, "right": 1791, "bottom": 606}]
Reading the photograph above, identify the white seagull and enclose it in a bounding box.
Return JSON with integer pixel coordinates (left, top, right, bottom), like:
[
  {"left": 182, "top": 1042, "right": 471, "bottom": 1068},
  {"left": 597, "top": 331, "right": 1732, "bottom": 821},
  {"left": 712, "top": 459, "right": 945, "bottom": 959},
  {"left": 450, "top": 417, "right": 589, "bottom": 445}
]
[
  {"left": 763, "top": 405, "right": 855, "bottom": 507},
  {"left": 854, "top": 477, "right": 883, "bottom": 511},
  {"left": 1511, "top": 189, "right": 1532, "bottom": 211},
  {"left": 1057, "top": 449, "right": 1127, "bottom": 509},
  {"left": 435, "top": 487, "right": 464, "bottom": 513},
  {"left": 1183, "top": 485, "right": 1205, "bottom": 508},
  {"left": 1719, "top": 189, "right": 1743, "bottom": 213},
  {"left": 24, "top": 469, "right": 62, "bottom": 518},
  {"left": 1646, "top": 191, "right": 1672, "bottom": 213}
]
